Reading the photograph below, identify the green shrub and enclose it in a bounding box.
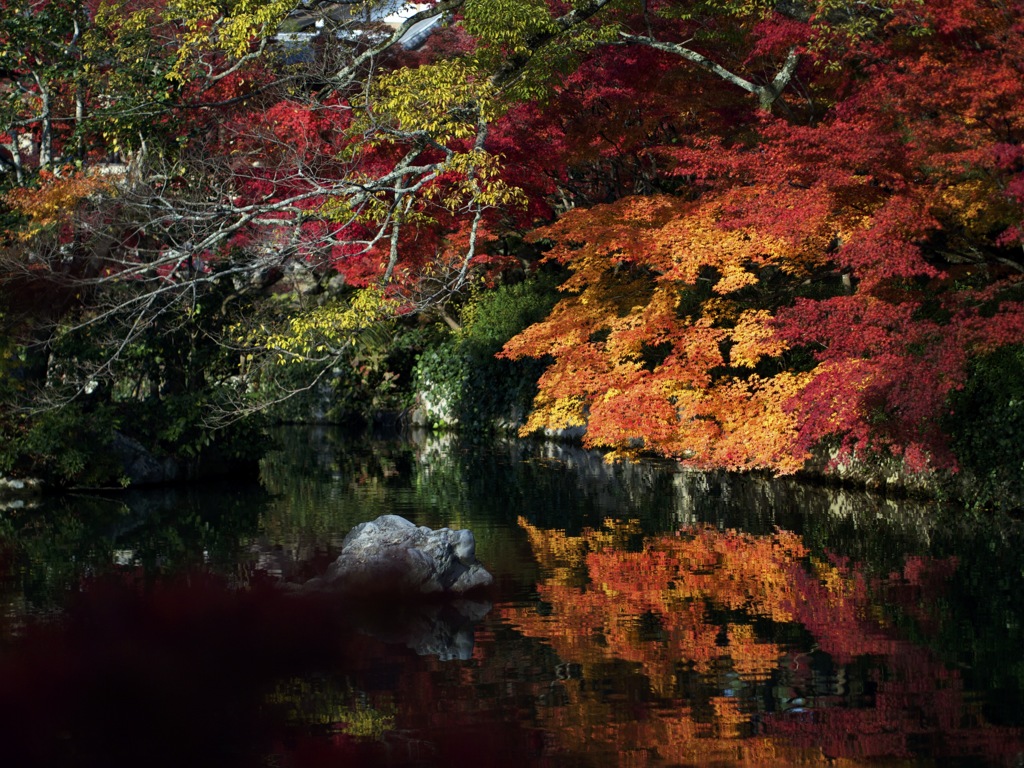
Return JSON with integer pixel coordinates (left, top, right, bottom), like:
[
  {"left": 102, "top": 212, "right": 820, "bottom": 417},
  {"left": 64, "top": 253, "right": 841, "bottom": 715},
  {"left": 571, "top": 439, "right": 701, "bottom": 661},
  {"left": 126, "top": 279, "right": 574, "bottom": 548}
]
[
  {"left": 0, "top": 402, "right": 123, "bottom": 487},
  {"left": 0, "top": 270, "right": 268, "bottom": 487},
  {"left": 947, "top": 345, "right": 1024, "bottom": 512},
  {"left": 413, "top": 273, "right": 562, "bottom": 431},
  {"left": 259, "top": 320, "right": 436, "bottom": 424}
]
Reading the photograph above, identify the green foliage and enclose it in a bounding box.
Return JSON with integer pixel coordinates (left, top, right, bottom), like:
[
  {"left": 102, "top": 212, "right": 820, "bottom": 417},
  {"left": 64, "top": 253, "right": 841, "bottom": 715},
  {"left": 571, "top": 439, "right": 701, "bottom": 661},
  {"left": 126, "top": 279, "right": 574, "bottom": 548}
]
[
  {"left": 249, "top": 288, "right": 436, "bottom": 423},
  {"left": 82, "top": 1, "right": 180, "bottom": 157},
  {"left": 260, "top": 320, "right": 435, "bottom": 424},
  {"left": 0, "top": 393, "right": 264, "bottom": 489},
  {"left": 0, "top": 402, "right": 122, "bottom": 487},
  {"left": 948, "top": 345, "right": 1024, "bottom": 512},
  {"left": 0, "top": 314, "right": 21, "bottom": 403},
  {"left": 120, "top": 393, "right": 267, "bottom": 465},
  {"left": 0, "top": 257, "right": 269, "bottom": 486},
  {"left": 462, "top": 0, "right": 620, "bottom": 104},
  {"left": 413, "top": 273, "right": 562, "bottom": 430},
  {"left": 462, "top": 0, "right": 557, "bottom": 54}
]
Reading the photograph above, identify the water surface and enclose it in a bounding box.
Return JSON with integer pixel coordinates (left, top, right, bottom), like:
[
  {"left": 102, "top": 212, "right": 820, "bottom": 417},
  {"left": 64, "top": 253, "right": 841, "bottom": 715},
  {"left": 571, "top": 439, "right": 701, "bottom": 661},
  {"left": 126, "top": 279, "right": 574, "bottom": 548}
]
[{"left": 0, "top": 427, "right": 1021, "bottom": 767}]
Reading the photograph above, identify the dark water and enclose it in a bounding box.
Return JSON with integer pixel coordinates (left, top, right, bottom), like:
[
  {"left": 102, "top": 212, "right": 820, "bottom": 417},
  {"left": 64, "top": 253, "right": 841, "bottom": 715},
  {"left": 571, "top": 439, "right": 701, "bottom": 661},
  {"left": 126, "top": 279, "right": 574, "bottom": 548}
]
[{"left": 1, "top": 427, "right": 1023, "bottom": 767}]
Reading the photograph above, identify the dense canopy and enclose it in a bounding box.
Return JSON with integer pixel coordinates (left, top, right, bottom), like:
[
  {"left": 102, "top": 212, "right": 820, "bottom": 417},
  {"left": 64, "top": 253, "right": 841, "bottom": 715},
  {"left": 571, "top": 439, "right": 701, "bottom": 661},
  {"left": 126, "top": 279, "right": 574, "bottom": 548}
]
[{"left": 2, "top": 0, "right": 1023, "bottom": 482}]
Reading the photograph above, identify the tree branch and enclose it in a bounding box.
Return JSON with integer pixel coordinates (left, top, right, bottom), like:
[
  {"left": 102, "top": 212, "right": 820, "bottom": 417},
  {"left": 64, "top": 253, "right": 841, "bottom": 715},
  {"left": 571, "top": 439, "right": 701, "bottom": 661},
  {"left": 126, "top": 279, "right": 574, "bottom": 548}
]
[{"left": 618, "top": 33, "right": 799, "bottom": 110}]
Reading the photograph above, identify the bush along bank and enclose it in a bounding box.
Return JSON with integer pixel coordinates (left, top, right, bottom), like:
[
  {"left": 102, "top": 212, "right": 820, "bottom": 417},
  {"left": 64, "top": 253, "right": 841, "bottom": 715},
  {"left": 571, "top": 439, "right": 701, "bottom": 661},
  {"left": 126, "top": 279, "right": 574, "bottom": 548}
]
[{"left": 410, "top": 275, "right": 561, "bottom": 433}]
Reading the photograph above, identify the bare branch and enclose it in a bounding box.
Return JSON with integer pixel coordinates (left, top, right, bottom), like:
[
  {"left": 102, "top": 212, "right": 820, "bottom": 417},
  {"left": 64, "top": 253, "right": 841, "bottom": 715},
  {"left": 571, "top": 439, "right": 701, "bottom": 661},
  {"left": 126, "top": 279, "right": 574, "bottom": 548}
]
[{"left": 618, "top": 34, "right": 800, "bottom": 110}]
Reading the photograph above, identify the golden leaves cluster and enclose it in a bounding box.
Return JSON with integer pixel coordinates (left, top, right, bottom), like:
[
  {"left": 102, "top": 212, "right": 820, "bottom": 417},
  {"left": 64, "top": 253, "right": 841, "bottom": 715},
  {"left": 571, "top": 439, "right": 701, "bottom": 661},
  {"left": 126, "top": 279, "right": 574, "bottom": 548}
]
[
  {"left": 461, "top": 0, "right": 558, "bottom": 55},
  {"left": 506, "top": 519, "right": 810, "bottom": 695},
  {"left": 370, "top": 60, "right": 498, "bottom": 142},
  {"left": 502, "top": 193, "right": 820, "bottom": 471},
  {"left": 4, "top": 171, "right": 112, "bottom": 241},
  {"left": 252, "top": 286, "right": 397, "bottom": 364},
  {"left": 360, "top": 62, "right": 527, "bottom": 213}
]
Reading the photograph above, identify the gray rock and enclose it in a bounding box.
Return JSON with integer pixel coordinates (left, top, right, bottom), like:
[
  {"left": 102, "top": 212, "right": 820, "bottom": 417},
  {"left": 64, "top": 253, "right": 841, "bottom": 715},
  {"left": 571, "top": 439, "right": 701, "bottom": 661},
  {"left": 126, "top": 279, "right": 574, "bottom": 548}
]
[
  {"left": 311, "top": 514, "right": 494, "bottom": 597},
  {"left": 0, "top": 476, "right": 43, "bottom": 511},
  {"left": 0, "top": 476, "right": 42, "bottom": 496},
  {"left": 111, "top": 433, "right": 181, "bottom": 486}
]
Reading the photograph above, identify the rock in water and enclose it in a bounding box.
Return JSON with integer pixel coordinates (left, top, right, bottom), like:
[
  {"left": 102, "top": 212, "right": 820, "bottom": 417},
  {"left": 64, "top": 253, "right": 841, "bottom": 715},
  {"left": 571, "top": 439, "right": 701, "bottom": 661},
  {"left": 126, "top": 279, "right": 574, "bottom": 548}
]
[{"left": 310, "top": 514, "right": 494, "bottom": 597}]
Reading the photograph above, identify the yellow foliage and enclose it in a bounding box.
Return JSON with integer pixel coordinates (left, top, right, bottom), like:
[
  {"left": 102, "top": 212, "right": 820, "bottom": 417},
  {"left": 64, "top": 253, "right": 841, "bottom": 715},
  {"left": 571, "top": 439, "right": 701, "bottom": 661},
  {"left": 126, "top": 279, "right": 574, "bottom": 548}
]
[
  {"left": 726, "top": 623, "right": 784, "bottom": 681},
  {"left": 369, "top": 60, "right": 498, "bottom": 141},
  {"left": 267, "top": 677, "right": 396, "bottom": 738},
  {"left": 87, "top": 0, "right": 154, "bottom": 50},
  {"left": 936, "top": 178, "right": 1016, "bottom": 238},
  {"left": 714, "top": 263, "right": 760, "bottom": 294},
  {"left": 729, "top": 309, "right": 787, "bottom": 368},
  {"left": 516, "top": 515, "right": 643, "bottom": 583},
  {"left": 258, "top": 286, "right": 397, "bottom": 363},
  {"left": 461, "top": 0, "right": 557, "bottom": 54},
  {"left": 502, "top": 192, "right": 824, "bottom": 472},
  {"left": 700, "top": 297, "right": 741, "bottom": 323},
  {"left": 167, "top": 0, "right": 295, "bottom": 80},
  {"left": 519, "top": 393, "right": 588, "bottom": 436},
  {"left": 425, "top": 149, "right": 529, "bottom": 211},
  {"left": 317, "top": 197, "right": 357, "bottom": 225}
]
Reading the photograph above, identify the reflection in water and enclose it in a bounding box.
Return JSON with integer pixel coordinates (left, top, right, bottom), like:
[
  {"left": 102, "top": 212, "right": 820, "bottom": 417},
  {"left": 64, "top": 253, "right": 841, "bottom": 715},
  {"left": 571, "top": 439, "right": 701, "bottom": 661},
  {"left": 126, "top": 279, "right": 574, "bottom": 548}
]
[
  {"left": 504, "top": 519, "right": 1023, "bottom": 766},
  {"left": 0, "top": 427, "right": 1021, "bottom": 767},
  {"left": 300, "top": 594, "right": 493, "bottom": 661}
]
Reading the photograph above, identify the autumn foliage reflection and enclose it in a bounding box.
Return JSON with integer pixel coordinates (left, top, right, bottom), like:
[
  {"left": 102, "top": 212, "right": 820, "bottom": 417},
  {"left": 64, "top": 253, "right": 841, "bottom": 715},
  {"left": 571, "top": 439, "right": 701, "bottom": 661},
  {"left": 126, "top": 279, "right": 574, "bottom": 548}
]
[{"left": 502, "top": 518, "right": 1024, "bottom": 766}]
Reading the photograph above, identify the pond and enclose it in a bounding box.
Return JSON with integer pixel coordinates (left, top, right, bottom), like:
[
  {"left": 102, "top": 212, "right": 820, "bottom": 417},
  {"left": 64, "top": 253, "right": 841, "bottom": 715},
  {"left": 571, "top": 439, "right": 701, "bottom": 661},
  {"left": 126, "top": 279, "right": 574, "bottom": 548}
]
[{"left": 0, "top": 426, "right": 1022, "bottom": 767}]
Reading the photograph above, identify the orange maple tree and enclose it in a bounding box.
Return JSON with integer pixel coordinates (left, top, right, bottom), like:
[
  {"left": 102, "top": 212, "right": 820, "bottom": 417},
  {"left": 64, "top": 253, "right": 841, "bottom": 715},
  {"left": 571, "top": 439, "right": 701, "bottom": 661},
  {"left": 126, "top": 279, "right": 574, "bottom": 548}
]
[
  {"left": 501, "top": 193, "right": 817, "bottom": 471},
  {"left": 496, "top": 0, "right": 1024, "bottom": 473}
]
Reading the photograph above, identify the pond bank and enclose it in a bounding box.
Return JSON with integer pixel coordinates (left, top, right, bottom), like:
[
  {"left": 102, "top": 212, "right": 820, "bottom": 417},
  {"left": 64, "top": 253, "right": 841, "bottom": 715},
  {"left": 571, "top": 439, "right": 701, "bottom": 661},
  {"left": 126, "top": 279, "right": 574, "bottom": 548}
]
[
  {"left": 3, "top": 412, "right": 1018, "bottom": 519},
  {"left": 401, "top": 412, "right": 1022, "bottom": 514}
]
